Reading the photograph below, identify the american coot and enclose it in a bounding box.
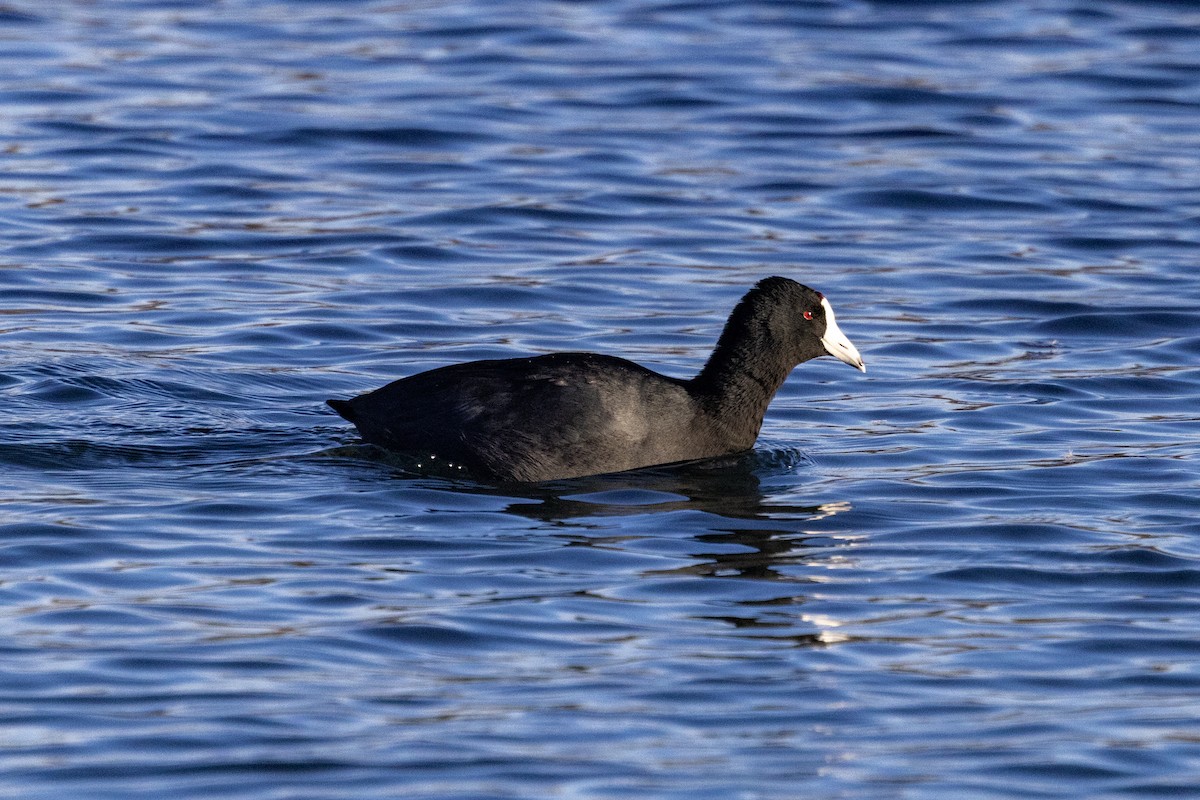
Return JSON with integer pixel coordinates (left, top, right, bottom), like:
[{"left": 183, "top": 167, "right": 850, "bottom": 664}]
[{"left": 328, "top": 277, "right": 865, "bottom": 483}]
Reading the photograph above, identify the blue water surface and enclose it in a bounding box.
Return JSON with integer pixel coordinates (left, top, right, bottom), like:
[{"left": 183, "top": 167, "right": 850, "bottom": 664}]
[{"left": 2, "top": 1, "right": 1200, "bottom": 798}]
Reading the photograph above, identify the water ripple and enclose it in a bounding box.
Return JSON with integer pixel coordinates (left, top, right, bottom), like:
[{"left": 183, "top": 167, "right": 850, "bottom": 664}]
[{"left": 3, "top": 1, "right": 1200, "bottom": 799}]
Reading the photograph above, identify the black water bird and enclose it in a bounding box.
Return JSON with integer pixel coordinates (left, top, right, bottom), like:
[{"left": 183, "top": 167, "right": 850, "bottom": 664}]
[{"left": 327, "top": 277, "right": 865, "bottom": 482}]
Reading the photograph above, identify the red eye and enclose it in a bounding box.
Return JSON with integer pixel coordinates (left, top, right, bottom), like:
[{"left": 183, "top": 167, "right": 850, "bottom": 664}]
[{"left": 803, "top": 310, "right": 813, "bottom": 320}]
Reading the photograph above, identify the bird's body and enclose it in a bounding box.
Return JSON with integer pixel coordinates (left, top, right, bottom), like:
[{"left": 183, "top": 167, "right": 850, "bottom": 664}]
[
  {"left": 328, "top": 277, "right": 865, "bottom": 482},
  {"left": 330, "top": 352, "right": 723, "bottom": 482}
]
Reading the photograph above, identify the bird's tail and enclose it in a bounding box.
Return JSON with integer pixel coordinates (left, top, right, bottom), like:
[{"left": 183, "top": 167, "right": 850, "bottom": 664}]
[{"left": 326, "top": 398, "right": 357, "bottom": 422}]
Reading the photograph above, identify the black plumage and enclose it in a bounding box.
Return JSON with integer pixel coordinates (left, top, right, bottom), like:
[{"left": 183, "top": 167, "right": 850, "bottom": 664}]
[{"left": 328, "top": 277, "right": 865, "bottom": 482}]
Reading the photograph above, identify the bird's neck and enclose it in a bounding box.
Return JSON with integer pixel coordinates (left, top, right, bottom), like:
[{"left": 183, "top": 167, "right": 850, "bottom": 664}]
[{"left": 690, "top": 336, "right": 793, "bottom": 447}]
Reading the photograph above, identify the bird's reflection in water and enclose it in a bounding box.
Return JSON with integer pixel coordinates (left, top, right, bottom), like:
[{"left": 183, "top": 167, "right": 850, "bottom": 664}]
[
  {"left": 448, "top": 448, "right": 854, "bottom": 579},
  {"left": 337, "top": 442, "right": 855, "bottom": 584}
]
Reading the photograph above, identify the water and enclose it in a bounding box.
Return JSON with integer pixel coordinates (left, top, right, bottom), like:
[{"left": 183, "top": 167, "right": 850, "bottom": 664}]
[{"left": 3, "top": 1, "right": 1199, "bottom": 797}]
